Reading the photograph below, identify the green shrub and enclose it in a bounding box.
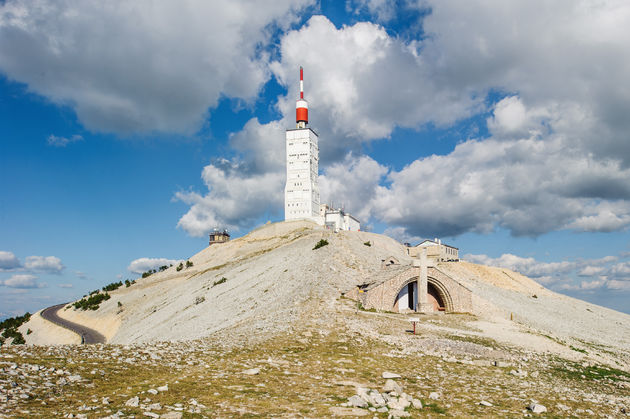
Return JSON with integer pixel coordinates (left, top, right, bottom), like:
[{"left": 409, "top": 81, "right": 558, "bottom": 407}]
[
  {"left": 26, "top": 329, "right": 32, "bottom": 335},
  {"left": 73, "top": 292, "right": 111, "bottom": 311},
  {"left": 313, "top": 239, "right": 329, "bottom": 250},
  {"left": 11, "top": 333, "right": 25, "bottom": 345},
  {"left": 186, "top": 260, "right": 194, "bottom": 268},
  {"left": 142, "top": 269, "right": 157, "bottom": 278},
  {"left": 212, "top": 277, "right": 227, "bottom": 287},
  {"left": 102, "top": 281, "right": 123, "bottom": 292},
  {"left": 176, "top": 262, "right": 184, "bottom": 271},
  {"left": 0, "top": 312, "right": 30, "bottom": 331},
  {"left": 364, "top": 241, "right": 371, "bottom": 246},
  {"left": 1, "top": 327, "right": 25, "bottom": 345}
]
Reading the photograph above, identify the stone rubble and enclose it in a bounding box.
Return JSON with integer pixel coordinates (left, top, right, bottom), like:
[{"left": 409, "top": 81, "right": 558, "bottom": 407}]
[{"left": 341, "top": 372, "right": 423, "bottom": 416}]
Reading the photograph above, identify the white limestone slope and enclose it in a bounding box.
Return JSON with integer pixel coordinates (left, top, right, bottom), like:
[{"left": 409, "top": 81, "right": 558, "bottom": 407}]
[
  {"left": 90, "top": 220, "right": 409, "bottom": 344},
  {"left": 25, "top": 220, "right": 630, "bottom": 366},
  {"left": 19, "top": 310, "right": 81, "bottom": 345},
  {"left": 438, "top": 262, "right": 630, "bottom": 355}
]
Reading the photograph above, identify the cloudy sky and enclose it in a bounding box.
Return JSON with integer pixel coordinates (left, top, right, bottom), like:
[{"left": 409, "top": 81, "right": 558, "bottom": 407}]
[{"left": 2, "top": 0, "right": 630, "bottom": 318}]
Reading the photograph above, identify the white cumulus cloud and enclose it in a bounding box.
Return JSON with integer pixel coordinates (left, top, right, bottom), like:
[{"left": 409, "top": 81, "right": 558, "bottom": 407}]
[
  {"left": 24, "top": 256, "right": 65, "bottom": 274},
  {"left": 0, "top": 0, "right": 313, "bottom": 135},
  {"left": 2, "top": 274, "right": 45, "bottom": 289},
  {"left": 127, "top": 257, "right": 182, "bottom": 275},
  {"left": 176, "top": 3, "right": 630, "bottom": 239},
  {"left": 0, "top": 251, "right": 21, "bottom": 271}
]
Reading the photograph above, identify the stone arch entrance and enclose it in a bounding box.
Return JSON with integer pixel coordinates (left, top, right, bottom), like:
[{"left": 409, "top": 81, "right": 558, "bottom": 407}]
[
  {"left": 427, "top": 282, "right": 445, "bottom": 311},
  {"left": 427, "top": 276, "right": 453, "bottom": 312},
  {"left": 392, "top": 276, "right": 454, "bottom": 313},
  {"left": 394, "top": 279, "right": 418, "bottom": 312}
]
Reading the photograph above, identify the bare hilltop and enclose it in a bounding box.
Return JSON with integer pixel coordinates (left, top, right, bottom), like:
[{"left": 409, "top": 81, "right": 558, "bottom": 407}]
[{"left": 3, "top": 220, "right": 630, "bottom": 417}]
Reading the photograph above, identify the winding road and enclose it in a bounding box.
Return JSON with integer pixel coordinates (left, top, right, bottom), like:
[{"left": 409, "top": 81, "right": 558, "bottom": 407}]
[{"left": 40, "top": 303, "right": 106, "bottom": 344}]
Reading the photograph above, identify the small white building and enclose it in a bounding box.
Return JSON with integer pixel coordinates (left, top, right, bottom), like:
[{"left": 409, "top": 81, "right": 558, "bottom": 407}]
[
  {"left": 319, "top": 204, "right": 360, "bottom": 232},
  {"left": 407, "top": 239, "right": 459, "bottom": 262}
]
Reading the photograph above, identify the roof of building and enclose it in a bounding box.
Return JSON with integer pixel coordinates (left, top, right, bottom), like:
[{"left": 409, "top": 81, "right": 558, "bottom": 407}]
[{"left": 416, "top": 239, "right": 458, "bottom": 250}]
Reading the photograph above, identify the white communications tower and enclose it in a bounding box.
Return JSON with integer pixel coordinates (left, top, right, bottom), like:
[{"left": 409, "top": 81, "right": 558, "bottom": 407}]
[{"left": 284, "top": 67, "right": 321, "bottom": 223}]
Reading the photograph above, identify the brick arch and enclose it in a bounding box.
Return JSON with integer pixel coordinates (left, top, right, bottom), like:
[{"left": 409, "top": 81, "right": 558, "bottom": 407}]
[
  {"left": 427, "top": 276, "right": 454, "bottom": 312},
  {"left": 391, "top": 276, "right": 419, "bottom": 310},
  {"left": 391, "top": 275, "right": 454, "bottom": 312}
]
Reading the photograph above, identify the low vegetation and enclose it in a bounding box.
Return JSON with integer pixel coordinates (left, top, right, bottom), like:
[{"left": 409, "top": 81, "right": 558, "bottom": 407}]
[
  {"left": 364, "top": 241, "right": 371, "bottom": 246},
  {"left": 0, "top": 312, "right": 30, "bottom": 346},
  {"left": 177, "top": 260, "right": 193, "bottom": 271},
  {"left": 73, "top": 292, "right": 111, "bottom": 311},
  {"left": 2, "top": 315, "right": 627, "bottom": 417},
  {"left": 212, "top": 277, "right": 227, "bottom": 287},
  {"left": 102, "top": 281, "right": 123, "bottom": 292},
  {"left": 313, "top": 239, "right": 329, "bottom": 250}
]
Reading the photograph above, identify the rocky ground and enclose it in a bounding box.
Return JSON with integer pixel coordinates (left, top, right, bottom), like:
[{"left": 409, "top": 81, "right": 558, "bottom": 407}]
[
  {"left": 4, "top": 221, "right": 630, "bottom": 417},
  {"left": 2, "top": 298, "right": 629, "bottom": 418}
]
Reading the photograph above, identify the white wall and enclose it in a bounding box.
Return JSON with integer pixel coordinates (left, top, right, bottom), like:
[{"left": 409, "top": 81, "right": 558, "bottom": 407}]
[{"left": 285, "top": 128, "right": 320, "bottom": 222}]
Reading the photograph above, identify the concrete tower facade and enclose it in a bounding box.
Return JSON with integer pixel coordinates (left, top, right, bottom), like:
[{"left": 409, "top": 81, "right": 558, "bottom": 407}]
[{"left": 285, "top": 67, "right": 321, "bottom": 223}]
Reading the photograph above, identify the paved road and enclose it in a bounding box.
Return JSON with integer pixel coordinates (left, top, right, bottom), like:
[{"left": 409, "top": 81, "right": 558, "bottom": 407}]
[{"left": 40, "top": 303, "right": 106, "bottom": 344}]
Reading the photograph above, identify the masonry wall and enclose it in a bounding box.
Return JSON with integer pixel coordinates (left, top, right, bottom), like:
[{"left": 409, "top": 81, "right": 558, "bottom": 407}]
[{"left": 348, "top": 265, "right": 473, "bottom": 313}]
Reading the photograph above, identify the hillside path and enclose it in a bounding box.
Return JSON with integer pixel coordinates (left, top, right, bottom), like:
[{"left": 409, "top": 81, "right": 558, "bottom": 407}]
[{"left": 40, "top": 303, "right": 106, "bottom": 344}]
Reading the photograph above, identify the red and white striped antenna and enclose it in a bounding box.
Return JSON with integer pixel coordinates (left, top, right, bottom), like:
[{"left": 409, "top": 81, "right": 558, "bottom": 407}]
[{"left": 296, "top": 66, "right": 308, "bottom": 128}]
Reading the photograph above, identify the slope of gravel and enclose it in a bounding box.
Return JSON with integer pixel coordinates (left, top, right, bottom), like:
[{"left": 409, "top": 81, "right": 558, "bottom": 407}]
[
  {"left": 24, "top": 220, "right": 630, "bottom": 369},
  {"left": 84, "top": 220, "right": 412, "bottom": 344},
  {"left": 439, "top": 262, "right": 630, "bottom": 366}
]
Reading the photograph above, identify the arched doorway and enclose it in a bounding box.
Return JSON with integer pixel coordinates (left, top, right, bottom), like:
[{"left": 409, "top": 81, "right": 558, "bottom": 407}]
[
  {"left": 427, "top": 282, "right": 445, "bottom": 312},
  {"left": 394, "top": 281, "right": 417, "bottom": 312},
  {"left": 393, "top": 277, "right": 454, "bottom": 313}
]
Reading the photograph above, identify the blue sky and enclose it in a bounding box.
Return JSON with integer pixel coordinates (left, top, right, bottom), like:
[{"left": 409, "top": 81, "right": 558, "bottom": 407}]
[{"left": 2, "top": 0, "right": 630, "bottom": 318}]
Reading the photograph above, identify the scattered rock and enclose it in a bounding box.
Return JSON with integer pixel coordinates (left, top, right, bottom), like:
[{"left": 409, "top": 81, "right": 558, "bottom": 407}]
[
  {"left": 157, "top": 384, "right": 168, "bottom": 392},
  {"left": 160, "top": 413, "right": 183, "bottom": 419},
  {"left": 510, "top": 369, "right": 528, "bottom": 378},
  {"left": 242, "top": 368, "right": 260, "bottom": 375},
  {"left": 382, "top": 372, "right": 401, "bottom": 379},
  {"left": 387, "top": 397, "right": 410, "bottom": 410},
  {"left": 412, "top": 398, "right": 423, "bottom": 409},
  {"left": 429, "top": 392, "right": 440, "bottom": 400},
  {"left": 329, "top": 406, "right": 370, "bottom": 416},
  {"left": 125, "top": 396, "right": 139, "bottom": 407},
  {"left": 371, "top": 391, "right": 386, "bottom": 407},
  {"left": 527, "top": 403, "right": 547, "bottom": 414},
  {"left": 383, "top": 379, "right": 402, "bottom": 394},
  {"left": 479, "top": 400, "right": 493, "bottom": 407},
  {"left": 387, "top": 409, "right": 411, "bottom": 418},
  {"left": 147, "top": 389, "right": 158, "bottom": 395},
  {"left": 348, "top": 395, "right": 368, "bottom": 408}
]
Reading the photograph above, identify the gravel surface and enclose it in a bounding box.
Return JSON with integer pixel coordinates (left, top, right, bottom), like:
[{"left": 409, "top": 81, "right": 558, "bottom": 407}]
[{"left": 23, "top": 220, "right": 630, "bottom": 371}]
